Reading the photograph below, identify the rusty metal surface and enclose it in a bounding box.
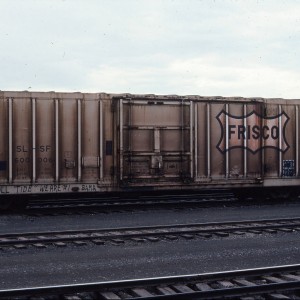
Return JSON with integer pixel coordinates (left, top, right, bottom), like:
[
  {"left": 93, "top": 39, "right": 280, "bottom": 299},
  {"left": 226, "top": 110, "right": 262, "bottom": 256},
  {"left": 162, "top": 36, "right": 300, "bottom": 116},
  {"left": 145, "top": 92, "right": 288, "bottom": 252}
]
[{"left": 0, "top": 91, "right": 299, "bottom": 195}]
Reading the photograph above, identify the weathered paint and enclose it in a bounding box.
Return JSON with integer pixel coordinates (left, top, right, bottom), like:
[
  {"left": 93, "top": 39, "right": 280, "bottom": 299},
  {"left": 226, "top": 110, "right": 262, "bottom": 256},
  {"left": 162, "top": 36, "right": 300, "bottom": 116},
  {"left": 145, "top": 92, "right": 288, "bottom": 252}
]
[{"left": 0, "top": 91, "right": 299, "bottom": 196}]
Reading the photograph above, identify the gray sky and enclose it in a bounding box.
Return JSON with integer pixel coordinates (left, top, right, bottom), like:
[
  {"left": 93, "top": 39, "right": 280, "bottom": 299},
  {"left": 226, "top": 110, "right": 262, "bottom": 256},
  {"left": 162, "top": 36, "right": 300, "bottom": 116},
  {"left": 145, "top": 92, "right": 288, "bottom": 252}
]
[{"left": 1, "top": 0, "right": 300, "bottom": 98}]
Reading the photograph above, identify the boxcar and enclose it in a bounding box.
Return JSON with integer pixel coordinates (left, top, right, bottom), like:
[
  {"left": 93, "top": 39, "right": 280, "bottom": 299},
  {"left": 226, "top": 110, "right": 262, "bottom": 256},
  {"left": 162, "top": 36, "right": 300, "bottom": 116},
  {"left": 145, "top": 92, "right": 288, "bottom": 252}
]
[{"left": 0, "top": 91, "right": 299, "bottom": 208}]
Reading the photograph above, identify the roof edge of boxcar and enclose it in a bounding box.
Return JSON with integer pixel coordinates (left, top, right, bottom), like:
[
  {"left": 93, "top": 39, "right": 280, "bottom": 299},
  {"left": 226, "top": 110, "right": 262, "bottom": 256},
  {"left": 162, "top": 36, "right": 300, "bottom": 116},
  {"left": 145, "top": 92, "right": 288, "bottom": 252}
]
[{"left": 1, "top": 91, "right": 300, "bottom": 104}]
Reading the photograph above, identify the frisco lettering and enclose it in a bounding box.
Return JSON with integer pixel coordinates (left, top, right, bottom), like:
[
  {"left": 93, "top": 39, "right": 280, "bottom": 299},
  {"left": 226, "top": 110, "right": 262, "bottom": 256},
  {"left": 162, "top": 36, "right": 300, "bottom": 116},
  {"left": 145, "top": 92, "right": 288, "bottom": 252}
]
[{"left": 229, "top": 125, "right": 279, "bottom": 140}]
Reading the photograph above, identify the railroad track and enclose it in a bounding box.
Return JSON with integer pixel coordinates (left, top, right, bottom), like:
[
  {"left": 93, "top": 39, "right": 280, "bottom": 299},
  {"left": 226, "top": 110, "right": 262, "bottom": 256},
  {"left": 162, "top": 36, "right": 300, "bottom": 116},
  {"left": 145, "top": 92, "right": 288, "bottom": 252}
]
[
  {"left": 1, "top": 217, "right": 300, "bottom": 250},
  {"left": 15, "top": 190, "right": 298, "bottom": 216},
  {"left": 27, "top": 191, "right": 236, "bottom": 208},
  {"left": 2, "top": 264, "right": 300, "bottom": 299},
  {"left": 16, "top": 191, "right": 239, "bottom": 216}
]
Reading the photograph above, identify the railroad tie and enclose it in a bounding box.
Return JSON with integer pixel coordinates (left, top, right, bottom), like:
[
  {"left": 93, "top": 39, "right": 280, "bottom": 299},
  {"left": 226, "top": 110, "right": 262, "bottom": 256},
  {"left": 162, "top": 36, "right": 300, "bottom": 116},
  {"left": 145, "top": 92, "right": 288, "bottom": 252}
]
[
  {"left": 157, "top": 286, "right": 177, "bottom": 295},
  {"left": 145, "top": 237, "right": 159, "bottom": 242},
  {"left": 281, "top": 273, "right": 300, "bottom": 281},
  {"left": 54, "top": 242, "right": 67, "bottom": 247},
  {"left": 268, "top": 294, "right": 292, "bottom": 299},
  {"left": 180, "top": 234, "right": 194, "bottom": 239},
  {"left": 217, "top": 280, "right": 235, "bottom": 288},
  {"left": 0, "top": 238, "right": 10, "bottom": 242},
  {"left": 263, "top": 275, "right": 286, "bottom": 283},
  {"left": 73, "top": 241, "right": 87, "bottom": 246},
  {"left": 263, "top": 229, "right": 277, "bottom": 233},
  {"left": 247, "top": 230, "right": 262, "bottom": 234},
  {"left": 92, "top": 239, "right": 105, "bottom": 245},
  {"left": 214, "top": 231, "right": 229, "bottom": 237},
  {"left": 110, "top": 239, "right": 125, "bottom": 244},
  {"left": 172, "top": 284, "right": 194, "bottom": 293},
  {"left": 13, "top": 244, "right": 27, "bottom": 249},
  {"left": 131, "top": 288, "right": 153, "bottom": 297},
  {"left": 131, "top": 237, "right": 145, "bottom": 242},
  {"left": 63, "top": 295, "right": 82, "bottom": 300},
  {"left": 100, "top": 292, "right": 121, "bottom": 300},
  {"left": 164, "top": 235, "right": 178, "bottom": 240},
  {"left": 33, "top": 243, "right": 46, "bottom": 248},
  {"left": 197, "top": 233, "right": 212, "bottom": 238},
  {"left": 232, "top": 279, "right": 256, "bottom": 286},
  {"left": 195, "top": 282, "right": 213, "bottom": 291},
  {"left": 277, "top": 228, "right": 294, "bottom": 232}
]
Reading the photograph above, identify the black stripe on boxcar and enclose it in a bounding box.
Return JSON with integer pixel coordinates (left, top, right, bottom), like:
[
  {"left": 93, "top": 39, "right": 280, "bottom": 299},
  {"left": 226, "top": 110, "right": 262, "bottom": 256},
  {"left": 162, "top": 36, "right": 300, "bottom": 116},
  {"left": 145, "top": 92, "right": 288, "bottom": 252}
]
[
  {"left": 106, "top": 141, "right": 113, "bottom": 156},
  {"left": 0, "top": 161, "right": 6, "bottom": 171}
]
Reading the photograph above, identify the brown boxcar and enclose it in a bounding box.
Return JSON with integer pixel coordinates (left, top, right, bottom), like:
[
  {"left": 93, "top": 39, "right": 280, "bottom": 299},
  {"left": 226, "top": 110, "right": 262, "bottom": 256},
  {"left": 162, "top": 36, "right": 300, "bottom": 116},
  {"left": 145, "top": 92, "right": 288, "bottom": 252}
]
[{"left": 0, "top": 91, "right": 299, "bottom": 207}]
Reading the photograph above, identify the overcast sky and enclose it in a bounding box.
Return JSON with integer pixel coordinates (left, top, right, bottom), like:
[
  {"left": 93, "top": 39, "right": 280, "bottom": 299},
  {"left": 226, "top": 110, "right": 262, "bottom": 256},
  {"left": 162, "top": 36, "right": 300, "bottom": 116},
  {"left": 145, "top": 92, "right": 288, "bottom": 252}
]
[{"left": 1, "top": 0, "right": 300, "bottom": 98}]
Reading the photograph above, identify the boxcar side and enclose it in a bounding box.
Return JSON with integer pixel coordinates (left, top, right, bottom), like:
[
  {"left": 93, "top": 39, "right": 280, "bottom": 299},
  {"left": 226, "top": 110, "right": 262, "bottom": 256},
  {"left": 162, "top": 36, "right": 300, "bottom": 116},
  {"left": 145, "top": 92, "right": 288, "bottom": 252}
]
[
  {"left": 0, "top": 91, "right": 300, "bottom": 207},
  {"left": 0, "top": 91, "right": 115, "bottom": 201}
]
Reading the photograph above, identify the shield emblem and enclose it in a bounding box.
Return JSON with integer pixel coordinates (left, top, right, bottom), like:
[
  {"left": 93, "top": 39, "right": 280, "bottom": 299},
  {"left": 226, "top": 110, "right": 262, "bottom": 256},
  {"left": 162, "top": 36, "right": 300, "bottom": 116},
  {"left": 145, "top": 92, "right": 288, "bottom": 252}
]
[{"left": 216, "top": 110, "right": 290, "bottom": 154}]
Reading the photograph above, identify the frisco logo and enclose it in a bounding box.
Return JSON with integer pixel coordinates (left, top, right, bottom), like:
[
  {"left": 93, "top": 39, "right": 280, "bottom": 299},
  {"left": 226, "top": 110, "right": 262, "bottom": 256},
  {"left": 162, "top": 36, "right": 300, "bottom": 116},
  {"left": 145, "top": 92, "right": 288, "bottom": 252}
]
[{"left": 216, "top": 110, "right": 290, "bottom": 154}]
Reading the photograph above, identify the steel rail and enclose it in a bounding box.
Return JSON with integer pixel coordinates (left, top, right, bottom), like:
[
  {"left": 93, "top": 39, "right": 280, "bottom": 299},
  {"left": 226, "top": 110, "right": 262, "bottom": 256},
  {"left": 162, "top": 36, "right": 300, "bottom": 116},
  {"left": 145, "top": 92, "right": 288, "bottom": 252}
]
[
  {"left": 23, "top": 192, "right": 236, "bottom": 213},
  {"left": 0, "top": 217, "right": 300, "bottom": 248},
  {"left": 28, "top": 197, "right": 235, "bottom": 208},
  {"left": 1, "top": 264, "right": 300, "bottom": 299},
  {"left": 27, "top": 191, "right": 234, "bottom": 205}
]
